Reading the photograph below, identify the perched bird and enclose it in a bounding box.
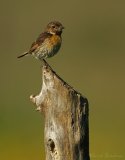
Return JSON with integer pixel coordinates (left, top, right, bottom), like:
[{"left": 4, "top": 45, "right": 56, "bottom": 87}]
[{"left": 17, "top": 21, "right": 64, "bottom": 60}]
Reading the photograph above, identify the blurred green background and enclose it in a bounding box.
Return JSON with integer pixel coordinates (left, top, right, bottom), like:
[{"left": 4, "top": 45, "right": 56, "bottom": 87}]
[{"left": 0, "top": 0, "right": 125, "bottom": 160}]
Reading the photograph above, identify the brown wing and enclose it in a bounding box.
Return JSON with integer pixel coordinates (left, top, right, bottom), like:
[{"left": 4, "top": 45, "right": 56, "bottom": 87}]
[
  {"left": 29, "top": 42, "right": 39, "bottom": 53},
  {"left": 29, "top": 32, "right": 52, "bottom": 53}
]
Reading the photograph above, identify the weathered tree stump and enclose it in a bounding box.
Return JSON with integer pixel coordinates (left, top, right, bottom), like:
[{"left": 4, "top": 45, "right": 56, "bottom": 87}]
[{"left": 30, "top": 60, "right": 90, "bottom": 160}]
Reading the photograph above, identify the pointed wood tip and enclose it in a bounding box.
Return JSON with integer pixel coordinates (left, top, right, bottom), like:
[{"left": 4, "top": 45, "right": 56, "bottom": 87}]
[
  {"left": 42, "top": 59, "right": 48, "bottom": 65},
  {"left": 42, "top": 59, "right": 53, "bottom": 72}
]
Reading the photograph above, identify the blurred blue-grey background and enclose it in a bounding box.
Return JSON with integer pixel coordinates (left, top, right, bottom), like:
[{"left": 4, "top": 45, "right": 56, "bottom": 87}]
[{"left": 0, "top": 0, "right": 125, "bottom": 159}]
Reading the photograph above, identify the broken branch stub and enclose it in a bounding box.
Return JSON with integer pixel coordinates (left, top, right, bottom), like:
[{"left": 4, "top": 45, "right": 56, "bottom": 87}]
[{"left": 30, "top": 60, "right": 90, "bottom": 160}]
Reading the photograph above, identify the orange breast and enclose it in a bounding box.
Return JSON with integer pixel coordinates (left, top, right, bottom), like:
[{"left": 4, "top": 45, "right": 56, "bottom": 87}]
[{"left": 49, "top": 34, "right": 62, "bottom": 46}]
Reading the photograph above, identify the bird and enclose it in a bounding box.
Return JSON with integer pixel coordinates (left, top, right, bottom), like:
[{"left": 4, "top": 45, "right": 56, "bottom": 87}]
[{"left": 17, "top": 21, "right": 64, "bottom": 60}]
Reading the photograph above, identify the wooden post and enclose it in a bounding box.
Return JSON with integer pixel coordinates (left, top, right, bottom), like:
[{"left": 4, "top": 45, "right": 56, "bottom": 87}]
[{"left": 30, "top": 60, "right": 90, "bottom": 160}]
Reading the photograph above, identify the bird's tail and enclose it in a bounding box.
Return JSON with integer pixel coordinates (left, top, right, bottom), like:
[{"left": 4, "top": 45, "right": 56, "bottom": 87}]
[{"left": 17, "top": 52, "right": 29, "bottom": 58}]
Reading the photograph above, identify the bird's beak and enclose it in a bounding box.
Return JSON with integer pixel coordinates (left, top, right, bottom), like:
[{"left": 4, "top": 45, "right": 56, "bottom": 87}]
[{"left": 62, "top": 26, "right": 65, "bottom": 29}]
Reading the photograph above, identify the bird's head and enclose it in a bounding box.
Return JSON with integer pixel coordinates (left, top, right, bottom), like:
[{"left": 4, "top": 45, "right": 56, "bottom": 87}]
[{"left": 46, "top": 21, "right": 64, "bottom": 35}]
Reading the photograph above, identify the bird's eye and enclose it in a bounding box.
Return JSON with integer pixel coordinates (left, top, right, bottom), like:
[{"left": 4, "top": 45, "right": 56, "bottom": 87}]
[{"left": 52, "top": 25, "right": 55, "bottom": 28}]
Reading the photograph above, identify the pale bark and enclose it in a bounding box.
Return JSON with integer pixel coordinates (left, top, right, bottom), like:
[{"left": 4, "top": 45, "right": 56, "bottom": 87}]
[{"left": 30, "top": 60, "right": 90, "bottom": 160}]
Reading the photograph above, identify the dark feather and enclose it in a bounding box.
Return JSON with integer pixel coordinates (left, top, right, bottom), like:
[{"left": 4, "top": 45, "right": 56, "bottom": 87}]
[
  {"left": 17, "top": 52, "right": 29, "bottom": 58},
  {"left": 29, "top": 32, "right": 52, "bottom": 53}
]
